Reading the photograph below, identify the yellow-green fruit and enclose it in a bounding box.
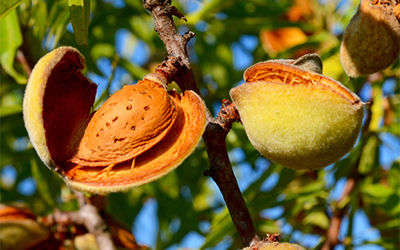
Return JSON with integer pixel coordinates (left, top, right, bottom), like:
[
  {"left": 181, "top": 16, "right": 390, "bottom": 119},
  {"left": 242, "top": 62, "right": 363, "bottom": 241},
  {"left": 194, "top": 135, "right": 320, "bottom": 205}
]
[
  {"left": 243, "top": 242, "right": 305, "bottom": 250},
  {"left": 340, "top": 0, "right": 400, "bottom": 77},
  {"left": 230, "top": 55, "right": 364, "bottom": 170}
]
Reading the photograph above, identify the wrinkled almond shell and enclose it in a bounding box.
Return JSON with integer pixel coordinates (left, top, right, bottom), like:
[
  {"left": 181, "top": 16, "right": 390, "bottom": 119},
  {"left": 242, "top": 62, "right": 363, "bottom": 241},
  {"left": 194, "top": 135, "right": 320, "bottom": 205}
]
[
  {"left": 66, "top": 90, "right": 206, "bottom": 193},
  {"left": 71, "top": 80, "right": 178, "bottom": 167}
]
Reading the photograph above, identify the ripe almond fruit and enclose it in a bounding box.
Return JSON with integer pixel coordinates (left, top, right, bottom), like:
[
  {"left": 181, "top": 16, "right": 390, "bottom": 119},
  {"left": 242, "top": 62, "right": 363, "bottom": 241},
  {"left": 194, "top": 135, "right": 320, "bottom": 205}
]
[
  {"left": 340, "top": 0, "right": 400, "bottom": 77},
  {"left": 230, "top": 54, "right": 364, "bottom": 170},
  {"left": 23, "top": 47, "right": 206, "bottom": 193}
]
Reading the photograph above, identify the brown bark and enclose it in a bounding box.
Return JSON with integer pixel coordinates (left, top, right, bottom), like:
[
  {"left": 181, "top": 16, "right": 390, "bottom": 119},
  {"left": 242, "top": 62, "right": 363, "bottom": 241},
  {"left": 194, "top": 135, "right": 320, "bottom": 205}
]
[
  {"left": 143, "top": 0, "right": 259, "bottom": 246},
  {"left": 322, "top": 178, "right": 356, "bottom": 250},
  {"left": 74, "top": 192, "right": 116, "bottom": 250}
]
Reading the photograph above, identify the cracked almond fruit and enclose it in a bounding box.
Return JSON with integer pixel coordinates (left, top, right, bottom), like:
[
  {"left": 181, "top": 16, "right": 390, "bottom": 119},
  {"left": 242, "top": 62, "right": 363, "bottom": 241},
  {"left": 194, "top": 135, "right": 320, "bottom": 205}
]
[
  {"left": 340, "top": 0, "right": 400, "bottom": 77},
  {"left": 230, "top": 54, "right": 364, "bottom": 170},
  {"left": 23, "top": 47, "right": 206, "bottom": 194}
]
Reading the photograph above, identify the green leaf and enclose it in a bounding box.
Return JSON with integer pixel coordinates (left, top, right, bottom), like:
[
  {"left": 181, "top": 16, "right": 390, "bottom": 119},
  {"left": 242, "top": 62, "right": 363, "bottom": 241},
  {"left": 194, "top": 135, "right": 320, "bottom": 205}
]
[
  {"left": 31, "top": 1, "right": 48, "bottom": 41},
  {"left": 30, "top": 158, "right": 61, "bottom": 208},
  {"left": 68, "top": 0, "right": 90, "bottom": 46},
  {"left": 0, "top": 9, "right": 27, "bottom": 84},
  {"left": 0, "top": 0, "right": 23, "bottom": 19},
  {"left": 129, "top": 16, "right": 154, "bottom": 43},
  {"left": 91, "top": 43, "right": 115, "bottom": 60},
  {"left": 46, "top": 1, "right": 70, "bottom": 49},
  {"left": 0, "top": 105, "right": 22, "bottom": 117},
  {"left": 201, "top": 208, "right": 235, "bottom": 249},
  {"left": 358, "top": 135, "right": 380, "bottom": 174},
  {"left": 369, "top": 84, "right": 383, "bottom": 132},
  {"left": 362, "top": 183, "right": 393, "bottom": 200},
  {"left": 119, "top": 58, "right": 148, "bottom": 80},
  {"left": 304, "top": 211, "right": 329, "bottom": 229}
]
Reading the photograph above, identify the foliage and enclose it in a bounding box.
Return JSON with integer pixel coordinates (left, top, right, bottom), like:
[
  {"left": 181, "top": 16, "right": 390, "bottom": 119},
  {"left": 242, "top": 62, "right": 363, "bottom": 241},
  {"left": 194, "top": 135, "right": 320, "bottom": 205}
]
[{"left": 0, "top": 0, "right": 399, "bottom": 249}]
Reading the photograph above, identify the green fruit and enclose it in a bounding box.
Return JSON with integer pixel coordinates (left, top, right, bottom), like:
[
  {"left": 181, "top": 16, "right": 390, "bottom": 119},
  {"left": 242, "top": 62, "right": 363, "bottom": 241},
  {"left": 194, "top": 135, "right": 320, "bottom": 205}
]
[
  {"left": 340, "top": 0, "right": 400, "bottom": 77},
  {"left": 230, "top": 54, "right": 364, "bottom": 170}
]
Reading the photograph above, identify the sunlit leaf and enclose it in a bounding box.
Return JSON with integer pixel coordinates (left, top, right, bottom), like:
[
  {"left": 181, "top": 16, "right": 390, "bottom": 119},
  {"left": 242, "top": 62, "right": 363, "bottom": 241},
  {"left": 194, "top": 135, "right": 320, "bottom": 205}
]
[
  {"left": 201, "top": 208, "right": 235, "bottom": 249},
  {"left": 46, "top": 1, "right": 70, "bottom": 49},
  {"left": 369, "top": 84, "right": 384, "bottom": 132},
  {"left": 304, "top": 211, "right": 329, "bottom": 229},
  {"left": 30, "top": 158, "right": 61, "bottom": 208},
  {"left": 0, "top": 9, "right": 27, "bottom": 84},
  {"left": 0, "top": 105, "right": 21, "bottom": 117},
  {"left": 358, "top": 135, "right": 380, "bottom": 174},
  {"left": 68, "top": 0, "right": 90, "bottom": 46},
  {"left": 362, "top": 183, "right": 393, "bottom": 201},
  {"left": 0, "top": 0, "right": 23, "bottom": 19}
]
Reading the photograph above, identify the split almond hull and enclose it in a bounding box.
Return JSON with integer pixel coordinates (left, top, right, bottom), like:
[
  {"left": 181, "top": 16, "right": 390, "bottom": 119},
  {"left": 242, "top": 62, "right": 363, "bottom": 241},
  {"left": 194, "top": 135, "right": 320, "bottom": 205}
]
[{"left": 23, "top": 47, "right": 207, "bottom": 193}]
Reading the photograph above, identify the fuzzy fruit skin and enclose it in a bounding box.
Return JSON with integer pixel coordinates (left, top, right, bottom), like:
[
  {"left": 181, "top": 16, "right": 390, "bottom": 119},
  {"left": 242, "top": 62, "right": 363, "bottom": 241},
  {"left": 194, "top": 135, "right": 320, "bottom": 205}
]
[
  {"left": 340, "top": 0, "right": 400, "bottom": 77},
  {"left": 230, "top": 60, "right": 364, "bottom": 170},
  {"left": 23, "top": 46, "right": 96, "bottom": 170}
]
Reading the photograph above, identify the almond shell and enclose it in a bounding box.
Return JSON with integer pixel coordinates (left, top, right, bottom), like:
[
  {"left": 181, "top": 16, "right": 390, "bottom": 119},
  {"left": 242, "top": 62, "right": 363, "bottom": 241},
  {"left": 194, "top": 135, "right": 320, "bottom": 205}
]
[{"left": 23, "top": 47, "right": 207, "bottom": 193}]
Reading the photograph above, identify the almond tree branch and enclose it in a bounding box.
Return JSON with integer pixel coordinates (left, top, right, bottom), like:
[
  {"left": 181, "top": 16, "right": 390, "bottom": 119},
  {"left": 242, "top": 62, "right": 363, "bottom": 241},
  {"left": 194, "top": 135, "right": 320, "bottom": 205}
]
[
  {"left": 143, "top": 0, "right": 199, "bottom": 94},
  {"left": 43, "top": 207, "right": 115, "bottom": 250},
  {"left": 322, "top": 176, "right": 357, "bottom": 250},
  {"left": 143, "top": 0, "right": 259, "bottom": 246},
  {"left": 72, "top": 191, "right": 116, "bottom": 250},
  {"left": 203, "top": 100, "right": 260, "bottom": 246},
  {"left": 16, "top": 49, "right": 32, "bottom": 76}
]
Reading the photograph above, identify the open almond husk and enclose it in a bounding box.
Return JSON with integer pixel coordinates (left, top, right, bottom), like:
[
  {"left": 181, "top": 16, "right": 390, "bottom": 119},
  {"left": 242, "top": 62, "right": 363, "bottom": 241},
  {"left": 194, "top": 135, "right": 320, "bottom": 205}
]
[
  {"left": 23, "top": 47, "right": 206, "bottom": 194},
  {"left": 0, "top": 205, "right": 50, "bottom": 250},
  {"left": 230, "top": 54, "right": 364, "bottom": 170}
]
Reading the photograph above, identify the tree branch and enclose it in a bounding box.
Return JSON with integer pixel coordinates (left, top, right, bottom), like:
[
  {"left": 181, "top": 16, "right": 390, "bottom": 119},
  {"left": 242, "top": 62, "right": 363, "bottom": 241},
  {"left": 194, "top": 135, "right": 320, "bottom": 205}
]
[
  {"left": 72, "top": 191, "right": 116, "bottom": 250},
  {"left": 143, "top": 0, "right": 199, "bottom": 93},
  {"left": 16, "top": 49, "right": 32, "bottom": 76},
  {"left": 41, "top": 193, "right": 143, "bottom": 250},
  {"left": 203, "top": 100, "right": 259, "bottom": 246},
  {"left": 322, "top": 176, "right": 357, "bottom": 250},
  {"left": 143, "top": 0, "right": 259, "bottom": 247}
]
